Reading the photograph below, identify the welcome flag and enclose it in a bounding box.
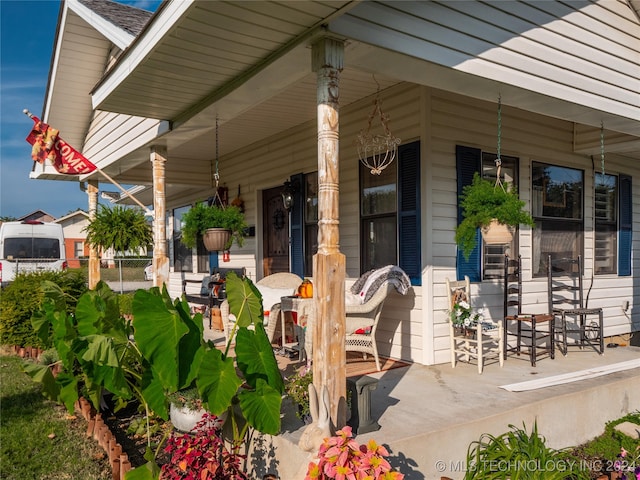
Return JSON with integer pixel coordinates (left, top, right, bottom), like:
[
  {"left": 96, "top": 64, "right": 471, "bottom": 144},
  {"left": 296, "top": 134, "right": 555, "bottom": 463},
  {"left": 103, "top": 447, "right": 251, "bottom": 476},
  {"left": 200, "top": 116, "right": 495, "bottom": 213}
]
[{"left": 26, "top": 115, "right": 97, "bottom": 175}]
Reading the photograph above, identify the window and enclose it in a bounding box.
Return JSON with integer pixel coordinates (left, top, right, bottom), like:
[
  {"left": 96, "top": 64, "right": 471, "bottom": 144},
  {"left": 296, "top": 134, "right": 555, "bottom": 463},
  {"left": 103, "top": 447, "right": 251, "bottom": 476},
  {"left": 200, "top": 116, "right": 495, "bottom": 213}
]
[
  {"left": 358, "top": 141, "right": 421, "bottom": 285},
  {"left": 173, "top": 205, "right": 192, "bottom": 272},
  {"left": 74, "top": 241, "right": 84, "bottom": 259},
  {"left": 303, "top": 172, "right": 318, "bottom": 277},
  {"left": 360, "top": 160, "right": 397, "bottom": 272},
  {"left": 594, "top": 173, "right": 617, "bottom": 274},
  {"left": 531, "top": 163, "right": 583, "bottom": 276}
]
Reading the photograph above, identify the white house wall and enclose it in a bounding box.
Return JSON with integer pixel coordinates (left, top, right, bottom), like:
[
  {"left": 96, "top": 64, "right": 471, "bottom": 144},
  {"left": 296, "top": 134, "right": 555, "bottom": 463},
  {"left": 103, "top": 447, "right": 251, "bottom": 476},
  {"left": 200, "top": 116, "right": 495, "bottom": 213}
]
[{"left": 165, "top": 84, "right": 637, "bottom": 367}]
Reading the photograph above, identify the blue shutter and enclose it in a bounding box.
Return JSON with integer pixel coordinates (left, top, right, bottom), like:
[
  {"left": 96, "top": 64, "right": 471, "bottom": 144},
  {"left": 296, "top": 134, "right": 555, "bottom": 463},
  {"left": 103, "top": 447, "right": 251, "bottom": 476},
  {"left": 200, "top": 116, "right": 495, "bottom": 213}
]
[
  {"left": 618, "top": 174, "right": 632, "bottom": 276},
  {"left": 456, "top": 145, "right": 481, "bottom": 282},
  {"left": 290, "top": 173, "right": 305, "bottom": 277},
  {"left": 398, "top": 141, "right": 421, "bottom": 286}
]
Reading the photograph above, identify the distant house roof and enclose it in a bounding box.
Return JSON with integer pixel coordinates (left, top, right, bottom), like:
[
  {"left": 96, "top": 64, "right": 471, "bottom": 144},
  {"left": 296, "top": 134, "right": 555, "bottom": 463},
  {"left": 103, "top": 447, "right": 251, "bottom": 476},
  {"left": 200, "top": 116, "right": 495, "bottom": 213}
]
[
  {"left": 54, "top": 209, "right": 90, "bottom": 224},
  {"left": 77, "top": 0, "right": 153, "bottom": 37},
  {"left": 17, "top": 210, "right": 56, "bottom": 222}
]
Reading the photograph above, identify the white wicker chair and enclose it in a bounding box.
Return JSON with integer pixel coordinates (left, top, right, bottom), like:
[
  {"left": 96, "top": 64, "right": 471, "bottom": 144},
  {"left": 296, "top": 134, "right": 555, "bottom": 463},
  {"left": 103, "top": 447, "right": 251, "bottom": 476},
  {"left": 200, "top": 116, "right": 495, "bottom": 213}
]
[
  {"left": 345, "top": 282, "right": 395, "bottom": 371},
  {"left": 220, "top": 272, "right": 302, "bottom": 344}
]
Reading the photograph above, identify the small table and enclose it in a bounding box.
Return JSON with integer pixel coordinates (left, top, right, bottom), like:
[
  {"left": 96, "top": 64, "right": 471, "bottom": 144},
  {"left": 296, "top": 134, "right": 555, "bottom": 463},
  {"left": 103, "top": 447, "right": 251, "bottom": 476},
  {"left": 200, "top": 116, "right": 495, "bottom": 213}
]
[{"left": 280, "top": 296, "right": 315, "bottom": 363}]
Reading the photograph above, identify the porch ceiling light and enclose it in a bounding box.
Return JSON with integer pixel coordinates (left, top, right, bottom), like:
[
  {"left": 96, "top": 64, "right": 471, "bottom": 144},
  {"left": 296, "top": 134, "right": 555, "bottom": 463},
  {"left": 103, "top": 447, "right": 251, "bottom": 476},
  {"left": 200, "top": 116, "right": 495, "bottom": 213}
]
[
  {"left": 281, "top": 180, "right": 296, "bottom": 211},
  {"left": 356, "top": 93, "right": 401, "bottom": 176}
]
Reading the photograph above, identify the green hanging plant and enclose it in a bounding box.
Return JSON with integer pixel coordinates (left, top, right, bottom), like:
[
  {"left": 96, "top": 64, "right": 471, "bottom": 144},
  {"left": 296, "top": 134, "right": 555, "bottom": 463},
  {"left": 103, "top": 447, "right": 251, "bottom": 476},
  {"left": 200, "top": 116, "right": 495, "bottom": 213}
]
[
  {"left": 455, "top": 173, "right": 535, "bottom": 260},
  {"left": 84, "top": 205, "right": 152, "bottom": 255},
  {"left": 180, "top": 202, "right": 247, "bottom": 250}
]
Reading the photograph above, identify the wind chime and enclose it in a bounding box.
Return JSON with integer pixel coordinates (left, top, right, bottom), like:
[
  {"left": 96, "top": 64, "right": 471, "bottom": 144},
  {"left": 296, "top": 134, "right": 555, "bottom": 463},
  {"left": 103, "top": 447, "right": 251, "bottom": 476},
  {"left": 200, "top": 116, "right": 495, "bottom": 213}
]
[{"left": 356, "top": 77, "right": 401, "bottom": 175}]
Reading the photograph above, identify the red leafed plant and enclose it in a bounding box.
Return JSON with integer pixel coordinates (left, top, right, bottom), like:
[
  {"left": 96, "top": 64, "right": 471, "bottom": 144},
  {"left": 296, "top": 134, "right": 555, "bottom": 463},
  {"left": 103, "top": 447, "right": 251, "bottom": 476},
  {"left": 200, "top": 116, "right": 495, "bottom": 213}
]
[
  {"left": 305, "top": 426, "right": 404, "bottom": 480},
  {"left": 160, "top": 413, "right": 247, "bottom": 480}
]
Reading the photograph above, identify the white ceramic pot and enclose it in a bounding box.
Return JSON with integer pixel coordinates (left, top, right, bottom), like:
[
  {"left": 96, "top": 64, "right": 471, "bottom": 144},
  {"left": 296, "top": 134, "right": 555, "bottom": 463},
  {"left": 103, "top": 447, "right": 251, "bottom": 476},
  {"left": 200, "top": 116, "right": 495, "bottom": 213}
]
[{"left": 169, "top": 402, "right": 207, "bottom": 432}]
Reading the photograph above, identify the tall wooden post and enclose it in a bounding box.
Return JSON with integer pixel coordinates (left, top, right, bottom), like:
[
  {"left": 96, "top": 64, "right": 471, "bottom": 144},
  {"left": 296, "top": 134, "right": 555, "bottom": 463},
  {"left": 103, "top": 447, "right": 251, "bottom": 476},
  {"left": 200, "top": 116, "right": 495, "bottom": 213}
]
[
  {"left": 87, "top": 180, "right": 100, "bottom": 289},
  {"left": 312, "top": 37, "right": 346, "bottom": 430},
  {"left": 151, "top": 147, "right": 169, "bottom": 287}
]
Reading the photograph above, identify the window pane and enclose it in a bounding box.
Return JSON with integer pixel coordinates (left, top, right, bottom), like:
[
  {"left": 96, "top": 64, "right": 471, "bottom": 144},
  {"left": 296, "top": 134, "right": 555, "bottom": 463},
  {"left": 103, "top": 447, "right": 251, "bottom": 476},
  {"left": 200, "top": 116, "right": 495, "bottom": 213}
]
[
  {"left": 532, "top": 163, "right": 584, "bottom": 277},
  {"left": 362, "top": 216, "right": 397, "bottom": 271},
  {"left": 594, "top": 173, "right": 617, "bottom": 274},
  {"left": 532, "top": 163, "right": 583, "bottom": 219},
  {"left": 304, "top": 224, "right": 318, "bottom": 277},
  {"left": 361, "top": 162, "right": 396, "bottom": 216},
  {"left": 305, "top": 172, "right": 318, "bottom": 224},
  {"left": 173, "top": 205, "right": 192, "bottom": 271},
  {"left": 197, "top": 237, "right": 209, "bottom": 273},
  {"left": 532, "top": 220, "right": 583, "bottom": 276},
  {"left": 74, "top": 241, "right": 84, "bottom": 258}
]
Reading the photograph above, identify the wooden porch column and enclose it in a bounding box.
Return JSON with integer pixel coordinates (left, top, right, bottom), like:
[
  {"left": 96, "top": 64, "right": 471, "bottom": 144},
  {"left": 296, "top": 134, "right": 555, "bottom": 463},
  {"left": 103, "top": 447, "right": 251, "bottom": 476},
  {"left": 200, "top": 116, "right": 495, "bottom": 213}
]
[
  {"left": 87, "top": 180, "right": 100, "bottom": 289},
  {"left": 151, "top": 147, "right": 169, "bottom": 287},
  {"left": 311, "top": 37, "right": 346, "bottom": 431}
]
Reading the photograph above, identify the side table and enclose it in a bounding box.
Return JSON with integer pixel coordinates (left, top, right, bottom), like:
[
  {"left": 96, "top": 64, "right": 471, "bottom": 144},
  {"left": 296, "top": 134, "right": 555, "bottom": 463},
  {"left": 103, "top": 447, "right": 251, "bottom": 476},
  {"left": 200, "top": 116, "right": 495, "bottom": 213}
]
[{"left": 280, "top": 296, "right": 315, "bottom": 364}]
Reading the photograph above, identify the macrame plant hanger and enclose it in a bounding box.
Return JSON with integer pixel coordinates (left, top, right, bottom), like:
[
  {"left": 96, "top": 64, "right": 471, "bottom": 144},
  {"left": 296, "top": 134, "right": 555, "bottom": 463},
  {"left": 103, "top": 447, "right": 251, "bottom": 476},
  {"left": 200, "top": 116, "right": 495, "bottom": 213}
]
[
  {"left": 208, "top": 116, "right": 225, "bottom": 208},
  {"left": 600, "top": 121, "right": 606, "bottom": 179},
  {"left": 494, "top": 94, "right": 505, "bottom": 192},
  {"left": 356, "top": 76, "right": 401, "bottom": 175}
]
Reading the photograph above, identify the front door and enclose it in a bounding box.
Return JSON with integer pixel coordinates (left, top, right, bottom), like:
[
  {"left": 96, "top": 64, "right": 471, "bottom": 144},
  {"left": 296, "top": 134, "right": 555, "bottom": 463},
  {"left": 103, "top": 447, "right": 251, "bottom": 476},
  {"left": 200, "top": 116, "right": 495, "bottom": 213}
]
[{"left": 262, "top": 186, "right": 289, "bottom": 276}]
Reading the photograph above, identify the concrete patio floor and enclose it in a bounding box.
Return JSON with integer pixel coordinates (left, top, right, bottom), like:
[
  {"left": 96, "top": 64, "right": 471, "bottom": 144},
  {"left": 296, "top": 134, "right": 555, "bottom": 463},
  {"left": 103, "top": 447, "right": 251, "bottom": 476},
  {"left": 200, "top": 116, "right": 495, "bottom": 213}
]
[{"left": 203, "top": 324, "right": 640, "bottom": 480}]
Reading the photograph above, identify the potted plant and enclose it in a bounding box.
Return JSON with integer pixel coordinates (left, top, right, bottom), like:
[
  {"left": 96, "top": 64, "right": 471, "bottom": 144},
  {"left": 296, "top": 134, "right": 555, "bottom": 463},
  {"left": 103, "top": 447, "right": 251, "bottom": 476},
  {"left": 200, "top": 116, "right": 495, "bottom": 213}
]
[
  {"left": 167, "top": 385, "right": 209, "bottom": 433},
  {"left": 455, "top": 173, "right": 535, "bottom": 260},
  {"left": 180, "top": 202, "right": 247, "bottom": 251},
  {"left": 285, "top": 365, "right": 314, "bottom": 424}
]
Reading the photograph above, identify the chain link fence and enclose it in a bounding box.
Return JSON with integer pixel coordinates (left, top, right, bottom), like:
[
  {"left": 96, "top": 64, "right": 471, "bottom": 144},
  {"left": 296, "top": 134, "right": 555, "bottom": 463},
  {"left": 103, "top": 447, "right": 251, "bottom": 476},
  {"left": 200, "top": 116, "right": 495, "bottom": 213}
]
[{"left": 69, "top": 257, "right": 152, "bottom": 293}]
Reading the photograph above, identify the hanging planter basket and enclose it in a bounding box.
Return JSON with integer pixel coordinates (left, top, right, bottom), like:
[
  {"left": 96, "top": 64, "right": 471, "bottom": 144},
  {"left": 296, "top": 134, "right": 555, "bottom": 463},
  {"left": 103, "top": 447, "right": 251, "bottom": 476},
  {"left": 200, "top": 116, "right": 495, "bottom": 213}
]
[
  {"left": 481, "top": 220, "right": 514, "bottom": 245},
  {"left": 203, "top": 228, "right": 232, "bottom": 252}
]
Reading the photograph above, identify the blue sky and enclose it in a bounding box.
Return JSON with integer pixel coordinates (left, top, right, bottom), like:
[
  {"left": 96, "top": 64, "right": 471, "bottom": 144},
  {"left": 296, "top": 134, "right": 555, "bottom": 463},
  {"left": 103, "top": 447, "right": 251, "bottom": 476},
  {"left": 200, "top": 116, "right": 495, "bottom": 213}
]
[{"left": 0, "top": 0, "right": 160, "bottom": 220}]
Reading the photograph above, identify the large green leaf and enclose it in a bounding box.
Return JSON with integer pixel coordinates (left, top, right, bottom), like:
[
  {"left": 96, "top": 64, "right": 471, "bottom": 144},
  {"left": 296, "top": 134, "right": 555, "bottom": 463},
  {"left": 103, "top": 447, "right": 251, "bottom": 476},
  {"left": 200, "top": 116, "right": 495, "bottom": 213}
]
[
  {"left": 21, "top": 362, "right": 60, "bottom": 401},
  {"left": 81, "top": 335, "right": 121, "bottom": 367},
  {"left": 197, "top": 348, "right": 243, "bottom": 416},
  {"left": 40, "top": 280, "right": 68, "bottom": 312},
  {"left": 75, "top": 284, "right": 126, "bottom": 340},
  {"left": 225, "top": 273, "right": 263, "bottom": 327},
  {"left": 235, "top": 325, "right": 284, "bottom": 393},
  {"left": 140, "top": 366, "right": 169, "bottom": 420},
  {"left": 172, "top": 296, "right": 205, "bottom": 389},
  {"left": 124, "top": 460, "right": 160, "bottom": 480},
  {"left": 56, "top": 371, "right": 80, "bottom": 413},
  {"left": 132, "top": 289, "right": 189, "bottom": 392},
  {"left": 238, "top": 379, "right": 282, "bottom": 435}
]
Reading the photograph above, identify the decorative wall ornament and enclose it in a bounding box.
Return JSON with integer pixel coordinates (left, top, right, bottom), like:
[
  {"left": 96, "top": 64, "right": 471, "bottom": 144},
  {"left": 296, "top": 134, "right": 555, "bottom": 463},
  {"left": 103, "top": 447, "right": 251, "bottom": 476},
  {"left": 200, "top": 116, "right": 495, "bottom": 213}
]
[{"left": 356, "top": 82, "right": 401, "bottom": 175}]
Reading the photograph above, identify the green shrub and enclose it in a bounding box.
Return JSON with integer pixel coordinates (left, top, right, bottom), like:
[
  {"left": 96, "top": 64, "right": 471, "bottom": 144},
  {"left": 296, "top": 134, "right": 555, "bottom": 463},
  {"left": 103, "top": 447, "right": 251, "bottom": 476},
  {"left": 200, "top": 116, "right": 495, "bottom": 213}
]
[
  {"left": 464, "top": 422, "right": 590, "bottom": 479},
  {"left": 0, "top": 270, "right": 87, "bottom": 348},
  {"left": 118, "top": 292, "right": 135, "bottom": 316},
  {"left": 572, "top": 411, "right": 640, "bottom": 467}
]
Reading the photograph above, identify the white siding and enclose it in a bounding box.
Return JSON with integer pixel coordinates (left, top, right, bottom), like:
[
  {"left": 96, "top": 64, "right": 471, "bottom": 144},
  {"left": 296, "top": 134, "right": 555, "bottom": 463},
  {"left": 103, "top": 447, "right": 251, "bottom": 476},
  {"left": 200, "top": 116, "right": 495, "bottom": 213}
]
[{"left": 329, "top": 0, "right": 639, "bottom": 129}]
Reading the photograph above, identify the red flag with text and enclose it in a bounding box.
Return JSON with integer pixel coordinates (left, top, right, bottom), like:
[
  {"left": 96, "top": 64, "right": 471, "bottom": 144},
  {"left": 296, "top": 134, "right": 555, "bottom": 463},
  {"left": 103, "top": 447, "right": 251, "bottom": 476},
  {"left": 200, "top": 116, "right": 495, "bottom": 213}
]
[{"left": 26, "top": 116, "right": 97, "bottom": 175}]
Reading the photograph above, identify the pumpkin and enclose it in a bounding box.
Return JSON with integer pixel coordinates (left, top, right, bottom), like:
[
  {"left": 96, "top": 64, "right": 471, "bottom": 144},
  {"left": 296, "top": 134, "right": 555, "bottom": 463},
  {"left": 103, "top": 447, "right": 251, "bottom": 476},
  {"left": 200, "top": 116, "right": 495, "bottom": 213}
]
[{"left": 297, "top": 279, "right": 313, "bottom": 298}]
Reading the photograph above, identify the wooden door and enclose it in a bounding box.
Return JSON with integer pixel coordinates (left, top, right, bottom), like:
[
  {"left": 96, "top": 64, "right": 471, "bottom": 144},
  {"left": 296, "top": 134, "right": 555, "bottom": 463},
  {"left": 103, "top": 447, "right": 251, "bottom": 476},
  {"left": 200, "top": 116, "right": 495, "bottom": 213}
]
[{"left": 262, "top": 186, "right": 289, "bottom": 275}]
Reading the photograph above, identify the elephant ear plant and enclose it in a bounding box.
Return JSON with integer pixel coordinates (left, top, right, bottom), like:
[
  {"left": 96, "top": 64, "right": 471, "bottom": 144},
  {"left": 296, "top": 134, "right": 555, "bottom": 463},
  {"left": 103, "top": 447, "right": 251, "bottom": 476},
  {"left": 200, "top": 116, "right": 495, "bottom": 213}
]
[
  {"left": 23, "top": 274, "right": 284, "bottom": 480},
  {"left": 128, "top": 271, "right": 284, "bottom": 479}
]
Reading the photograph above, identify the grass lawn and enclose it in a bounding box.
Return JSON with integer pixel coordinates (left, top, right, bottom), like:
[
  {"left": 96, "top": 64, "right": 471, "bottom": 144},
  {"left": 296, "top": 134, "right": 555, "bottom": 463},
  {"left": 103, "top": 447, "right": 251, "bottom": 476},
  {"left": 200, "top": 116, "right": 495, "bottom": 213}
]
[{"left": 0, "top": 355, "right": 111, "bottom": 480}]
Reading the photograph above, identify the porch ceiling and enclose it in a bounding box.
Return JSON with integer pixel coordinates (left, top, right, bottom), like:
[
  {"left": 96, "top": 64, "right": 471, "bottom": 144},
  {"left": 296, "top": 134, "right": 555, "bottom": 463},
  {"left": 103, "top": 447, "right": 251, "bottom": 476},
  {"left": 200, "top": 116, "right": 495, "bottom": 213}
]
[{"left": 46, "top": 0, "right": 638, "bottom": 192}]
